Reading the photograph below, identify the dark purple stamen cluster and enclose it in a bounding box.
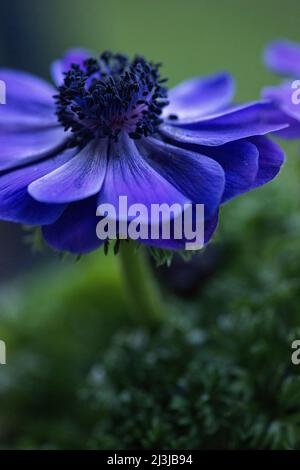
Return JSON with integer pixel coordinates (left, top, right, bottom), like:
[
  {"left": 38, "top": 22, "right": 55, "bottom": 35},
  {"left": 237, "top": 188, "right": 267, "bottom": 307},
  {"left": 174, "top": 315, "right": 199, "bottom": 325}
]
[{"left": 55, "top": 51, "right": 169, "bottom": 143}]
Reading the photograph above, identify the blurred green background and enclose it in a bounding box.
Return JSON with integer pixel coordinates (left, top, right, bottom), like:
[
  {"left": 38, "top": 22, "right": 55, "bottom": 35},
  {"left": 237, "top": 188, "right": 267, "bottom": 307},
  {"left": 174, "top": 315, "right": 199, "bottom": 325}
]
[{"left": 1, "top": 0, "right": 300, "bottom": 450}]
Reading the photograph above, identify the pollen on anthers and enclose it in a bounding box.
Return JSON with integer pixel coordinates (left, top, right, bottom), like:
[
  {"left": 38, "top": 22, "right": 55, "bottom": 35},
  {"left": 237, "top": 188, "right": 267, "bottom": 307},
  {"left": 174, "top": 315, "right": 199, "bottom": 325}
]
[{"left": 55, "top": 51, "right": 170, "bottom": 144}]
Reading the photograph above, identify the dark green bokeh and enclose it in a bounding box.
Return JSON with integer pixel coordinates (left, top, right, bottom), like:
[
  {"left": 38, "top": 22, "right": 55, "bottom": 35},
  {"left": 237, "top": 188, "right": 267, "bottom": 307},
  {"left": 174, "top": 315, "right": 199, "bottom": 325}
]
[
  {"left": 2, "top": 0, "right": 300, "bottom": 94},
  {"left": 1, "top": 0, "right": 300, "bottom": 450}
]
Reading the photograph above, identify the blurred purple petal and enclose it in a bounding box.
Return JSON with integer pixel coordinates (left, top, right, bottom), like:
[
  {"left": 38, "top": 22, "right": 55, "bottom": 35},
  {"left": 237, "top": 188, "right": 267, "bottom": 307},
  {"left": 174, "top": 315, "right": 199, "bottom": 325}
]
[
  {"left": 198, "top": 140, "right": 259, "bottom": 202},
  {"left": 29, "top": 139, "right": 108, "bottom": 203},
  {"left": 163, "top": 72, "right": 235, "bottom": 121},
  {"left": 0, "top": 69, "right": 57, "bottom": 131},
  {"left": 270, "top": 114, "right": 300, "bottom": 138},
  {"left": 262, "top": 83, "right": 300, "bottom": 137},
  {"left": 138, "top": 137, "right": 225, "bottom": 218},
  {"left": 0, "top": 69, "right": 56, "bottom": 111},
  {"left": 263, "top": 82, "right": 300, "bottom": 120},
  {"left": 0, "top": 127, "right": 68, "bottom": 171},
  {"left": 0, "top": 149, "right": 74, "bottom": 224},
  {"left": 0, "top": 109, "right": 57, "bottom": 130},
  {"left": 203, "top": 211, "right": 219, "bottom": 243},
  {"left": 138, "top": 210, "right": 219, "bottom": 250},
  {"left": 160, "top": 102, "right": 288, "bottom": 146},
  {"left": 42, "top": 197, "right": 103, "bottom": 254},
  {"left": 98, "top": 133, "right": 190, "bottom": 224},
  {"left": 264, "top": 40, "right": 300, "bottom": 77},
  {"left": 249, "top": 136, "right": 285, "bottom": 188},
  {"left": 51, "top": 48, "right": 91, "bottom": 86}
]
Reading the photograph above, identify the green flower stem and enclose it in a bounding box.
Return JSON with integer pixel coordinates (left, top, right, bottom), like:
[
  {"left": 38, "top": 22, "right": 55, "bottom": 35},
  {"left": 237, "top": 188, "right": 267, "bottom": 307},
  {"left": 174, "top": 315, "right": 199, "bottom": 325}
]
[{"left": 119, "top": 242, "right": 165, "bottom": 325}]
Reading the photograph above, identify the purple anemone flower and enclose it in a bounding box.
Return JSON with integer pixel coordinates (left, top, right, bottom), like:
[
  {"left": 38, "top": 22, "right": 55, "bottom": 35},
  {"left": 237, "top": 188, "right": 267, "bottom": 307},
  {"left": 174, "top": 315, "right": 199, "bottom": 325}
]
[
  {"left": 0, "top": 49, "right": 286, "bottom": 254},
  {"left": 264, "top": 39, "right": 300, "bottom": 138}
]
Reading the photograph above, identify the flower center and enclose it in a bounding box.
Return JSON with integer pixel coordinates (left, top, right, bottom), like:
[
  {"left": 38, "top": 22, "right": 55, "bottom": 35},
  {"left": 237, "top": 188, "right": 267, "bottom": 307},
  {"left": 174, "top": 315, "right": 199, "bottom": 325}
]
[{"left": 55, "top": 51, "right": 169, "bottom": 143}]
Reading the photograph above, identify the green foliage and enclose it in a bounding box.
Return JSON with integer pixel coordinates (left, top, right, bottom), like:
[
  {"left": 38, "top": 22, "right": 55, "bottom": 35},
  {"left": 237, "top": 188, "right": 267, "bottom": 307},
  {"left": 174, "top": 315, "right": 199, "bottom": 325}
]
[
  {"left": 0, "top": 254, "right": 132, "bottom": 449},
  {"left": 23, "top": 226, "right": 48, "bottom": 253},
  {"left": 22, "top": 226, "right": 193, "bottom": 268},
  {"left": 148, "top": 247, "right": 196, "bottom": 267},
  {"left": 147, "top": 247, "right": 175, "bottom": 267},
  {"left": 83, "top": 308, "right": 300, "bottom": 449}
]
